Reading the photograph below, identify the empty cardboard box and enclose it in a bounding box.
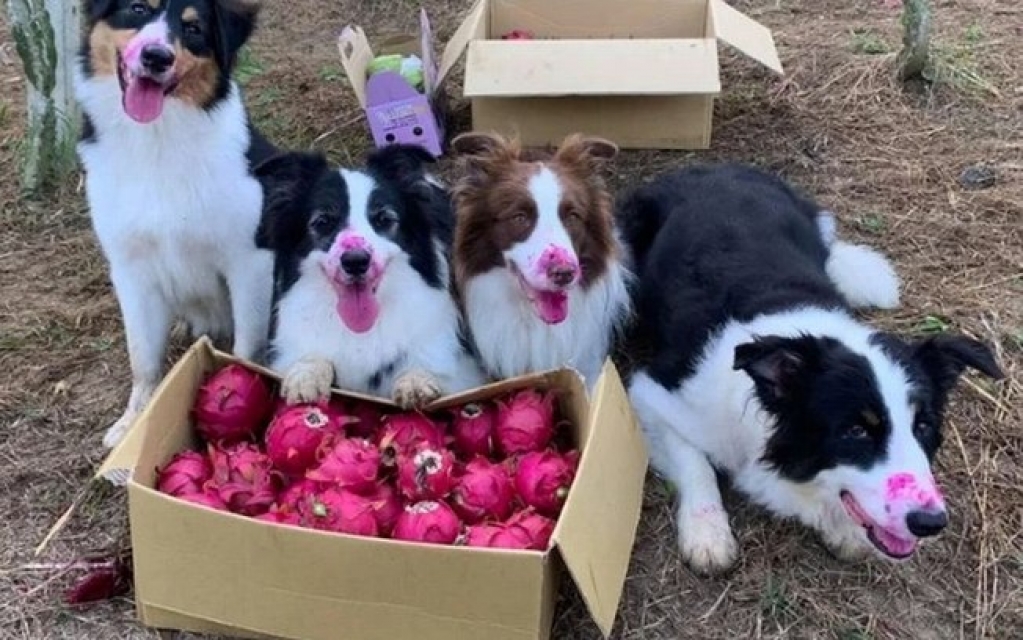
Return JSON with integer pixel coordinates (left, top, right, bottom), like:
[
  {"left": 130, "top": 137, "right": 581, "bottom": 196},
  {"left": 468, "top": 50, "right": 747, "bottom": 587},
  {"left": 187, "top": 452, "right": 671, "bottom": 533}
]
[
  {"left": 99, "top": 337, "right": 649, "bottom": 640},
  {"left": 338, "top": 9, "right": 448, "bottom": 157},
  {"left": 432, "top": 0, "right": 784, "bottom": 150}
]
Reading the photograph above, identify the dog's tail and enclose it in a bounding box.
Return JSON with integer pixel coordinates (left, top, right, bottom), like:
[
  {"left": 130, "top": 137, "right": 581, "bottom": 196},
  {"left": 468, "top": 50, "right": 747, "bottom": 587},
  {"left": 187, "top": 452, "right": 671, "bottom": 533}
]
[{"left": 816, "top": 211, "right": 901, "bottom": 310}]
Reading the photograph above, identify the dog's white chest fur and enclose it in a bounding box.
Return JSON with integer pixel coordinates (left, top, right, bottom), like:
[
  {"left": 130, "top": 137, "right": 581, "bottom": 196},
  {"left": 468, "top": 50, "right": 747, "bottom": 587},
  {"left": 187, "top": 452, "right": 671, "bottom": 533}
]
[
  {"left": 463, "top": 263, "right": 630, "bottom": 388},
  {"left": 77, "top": 76, "right": 268, "bottom": 339}
]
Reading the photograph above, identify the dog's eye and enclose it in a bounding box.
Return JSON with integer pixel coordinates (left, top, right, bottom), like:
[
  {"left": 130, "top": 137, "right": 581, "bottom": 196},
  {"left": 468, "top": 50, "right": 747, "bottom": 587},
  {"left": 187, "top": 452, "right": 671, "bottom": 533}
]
[
  {"left": 913, "top": 420, "right": 931, "bottom": 439},
  {"left": 310, "top": 213, "right": 334, "bottom": 234},
  {"left": 182, "top": 21, "right": 202, "bottom": 36},
  {"left": 129, "top": 1, "right": 151, "bottom": 15},
  {"left": 370, "top": 208, "right": 399, "bottom": 233},
  {"left": 843, "top": 424, "right": 870, "bottom": 440}
]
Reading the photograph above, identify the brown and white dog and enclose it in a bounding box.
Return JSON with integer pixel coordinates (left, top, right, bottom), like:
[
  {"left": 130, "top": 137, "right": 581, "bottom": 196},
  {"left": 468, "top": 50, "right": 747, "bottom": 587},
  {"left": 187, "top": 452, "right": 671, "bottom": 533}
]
[{"left": 449, "top": 132, "right": 632, "bottom": 391}]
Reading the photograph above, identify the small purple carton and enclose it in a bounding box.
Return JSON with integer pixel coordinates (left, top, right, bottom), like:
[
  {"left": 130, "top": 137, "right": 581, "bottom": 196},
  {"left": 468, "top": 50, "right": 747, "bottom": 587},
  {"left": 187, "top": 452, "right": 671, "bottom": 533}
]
[{"left": 338, "top": 10, "right": 448, "bottom": 157}]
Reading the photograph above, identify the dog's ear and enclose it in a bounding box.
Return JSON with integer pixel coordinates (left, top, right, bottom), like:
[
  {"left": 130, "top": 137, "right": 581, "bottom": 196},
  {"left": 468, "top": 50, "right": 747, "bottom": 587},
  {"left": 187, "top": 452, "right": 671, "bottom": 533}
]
[
  {"left": 212, "top": 0, "right": 259, "bottom": 73},
  {"left": 734, "top": 335, "right": 819, "bottom": 403},
  {"left": 913, "top": 334, "right": 1004, "bottom": 397},
  {"left": 365, "top": 143, "right": 436, "bottom": 185},
  {"left": 252, "top": 151, "right": 328, "bottom": 250},
  {"left": 86, "top": 0, "right": 117, "bottom": 21},
  {"left": 554, "top": 134, "right": 618, "bottom": 167},
  {"left": 450, "top": 131, "right": 518, "bottom": 176}
]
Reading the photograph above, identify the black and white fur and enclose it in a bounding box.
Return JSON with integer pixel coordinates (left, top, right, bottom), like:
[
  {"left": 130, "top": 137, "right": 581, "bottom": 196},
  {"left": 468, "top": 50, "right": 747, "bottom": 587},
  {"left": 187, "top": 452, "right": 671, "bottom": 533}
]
[
  {"left": 76, "top": 0, "right": 276, "bottom": 448},
  {"left": 618, "top": 164, "right": 1004, "bottom": 574},
  {"left": 254, "top": 145, "right": 486, "bottom": 408}
]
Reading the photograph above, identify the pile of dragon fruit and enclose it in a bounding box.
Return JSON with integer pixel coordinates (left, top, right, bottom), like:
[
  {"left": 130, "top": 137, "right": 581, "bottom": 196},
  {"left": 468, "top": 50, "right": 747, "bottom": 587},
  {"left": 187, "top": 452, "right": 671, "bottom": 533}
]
[{"left": 155, "top": 364, "right": 580, "bottom": 550}]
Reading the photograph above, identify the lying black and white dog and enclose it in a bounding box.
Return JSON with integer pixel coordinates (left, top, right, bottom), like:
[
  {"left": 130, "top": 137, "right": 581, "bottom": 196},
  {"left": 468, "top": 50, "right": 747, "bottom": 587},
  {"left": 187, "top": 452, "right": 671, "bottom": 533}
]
[
  {"left": 618, "top": 164, "right": 1003, "bottom": 574},
  {"left": 254, "top": 145, "right": 486, "bottom": 408}
]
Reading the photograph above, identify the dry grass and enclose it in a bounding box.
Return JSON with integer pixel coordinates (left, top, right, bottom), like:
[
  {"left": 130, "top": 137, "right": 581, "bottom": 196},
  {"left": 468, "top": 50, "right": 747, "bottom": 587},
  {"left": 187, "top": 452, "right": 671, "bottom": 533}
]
[{"left": 1, "top": 0, "right": 1021, "bottom": 638}]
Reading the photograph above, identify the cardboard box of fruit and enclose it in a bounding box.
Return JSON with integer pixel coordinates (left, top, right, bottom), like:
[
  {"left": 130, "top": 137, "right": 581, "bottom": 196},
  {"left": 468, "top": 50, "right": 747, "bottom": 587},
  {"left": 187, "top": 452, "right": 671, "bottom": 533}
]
[{"left": 98, "top": 337, "right": 648, "bottom": 640}]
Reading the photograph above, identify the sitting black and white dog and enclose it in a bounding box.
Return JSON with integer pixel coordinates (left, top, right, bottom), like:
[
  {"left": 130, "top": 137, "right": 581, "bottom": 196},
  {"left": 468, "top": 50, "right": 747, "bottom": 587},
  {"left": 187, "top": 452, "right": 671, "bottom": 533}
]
[
  {"left": 618, "top": 164, "right": 1003, "bottom": 574},
  {"left": 254, "top": 145, "right": 486, "bottom": 408},
  {"left": 76, "top": 0, "right": 276, "bottom": 447}
]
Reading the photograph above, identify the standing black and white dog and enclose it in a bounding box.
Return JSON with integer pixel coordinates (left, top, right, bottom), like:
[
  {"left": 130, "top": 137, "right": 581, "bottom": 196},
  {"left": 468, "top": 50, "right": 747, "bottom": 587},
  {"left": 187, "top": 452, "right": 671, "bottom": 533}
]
[
  {"left": 618, "top": 164, "right": 1003, "bottom": 574},
  {"left": 254, "top": 145, "right": 486, "bottom": 408},
  {"left": 76, "top": 0, "right": 276, "bottom": 447}
]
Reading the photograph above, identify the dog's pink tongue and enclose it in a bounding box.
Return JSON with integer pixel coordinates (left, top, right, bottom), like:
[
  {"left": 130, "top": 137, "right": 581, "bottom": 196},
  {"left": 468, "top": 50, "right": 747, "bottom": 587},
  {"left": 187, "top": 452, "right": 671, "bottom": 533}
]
[
  {"left": 123, "top": 77, "right": 166, "bottom": 124},
  {"left": 534, "top": 290, "right": 569, "bottom": 325},
  {"left": 335, "top": 284, "right": 380, "bottom": 334}
]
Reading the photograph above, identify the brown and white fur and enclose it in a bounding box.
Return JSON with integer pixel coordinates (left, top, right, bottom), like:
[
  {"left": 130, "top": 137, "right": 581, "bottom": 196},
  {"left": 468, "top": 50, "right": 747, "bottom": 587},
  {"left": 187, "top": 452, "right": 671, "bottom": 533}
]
[
  {"left": 75, "top": 0, "right": 276, "bottom": 447},
  {"left": 450, "top": 133, "right": 632, "bottom": 391}
]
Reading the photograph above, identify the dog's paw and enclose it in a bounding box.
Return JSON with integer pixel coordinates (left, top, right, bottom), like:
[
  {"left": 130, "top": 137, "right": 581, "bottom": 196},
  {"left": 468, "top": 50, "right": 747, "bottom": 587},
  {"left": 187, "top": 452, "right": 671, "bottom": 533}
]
[
  {"left": 821, "top": 530, "right": 873, "bottom": 563},
  {"left": 678, "top": 504, "right": 739, "bottom": 575},
  {"left": 102, "top": 409, "right": 139, "bottom": 449},
  {"left": 281, "top": 358, "right": 334, "bottom": 405},
  {"left": 392, "top": 370, "right": 443, "bottom": 409}
]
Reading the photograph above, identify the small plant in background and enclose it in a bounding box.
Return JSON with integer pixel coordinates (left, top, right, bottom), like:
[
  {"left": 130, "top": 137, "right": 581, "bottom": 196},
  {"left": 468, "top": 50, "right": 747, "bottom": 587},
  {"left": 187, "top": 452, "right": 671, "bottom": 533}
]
[
  {"left": 852, "top": 28, "right": 890, "bottom": 55},
  {"left": 234, "top": 46, "right": 264, "bottom": 86},
  {"left": 915, "top": 314, "right": 951, "bottom": 335}
]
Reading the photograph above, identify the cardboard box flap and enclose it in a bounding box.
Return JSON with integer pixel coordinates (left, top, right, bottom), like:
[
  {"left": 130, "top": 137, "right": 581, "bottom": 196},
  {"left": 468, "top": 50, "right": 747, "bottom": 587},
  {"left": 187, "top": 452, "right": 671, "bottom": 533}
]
[
  {"left": 96, "top": 337, "right": 215, "bottom": 486},
  {"left": 709, "top": 0, "right": 783, "bottom": 75},
  {"left": 418, "top": 8, "right": 439, "bottom": 96},
  {"left": 464, "top": 39, "right": 721, "bottom": 98},
  {"left": 338, "top": 25, "right": 373, "bottom": 107},
  {"left": 436, "top": 0, "right": 486, "bottom": 88},
  {"left": 552, "top": 361, "right": 648, "bottom": 637}
]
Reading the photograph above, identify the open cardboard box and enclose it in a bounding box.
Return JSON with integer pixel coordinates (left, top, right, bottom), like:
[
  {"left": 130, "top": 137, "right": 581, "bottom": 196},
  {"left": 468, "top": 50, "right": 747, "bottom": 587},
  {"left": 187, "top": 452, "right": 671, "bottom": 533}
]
[
  {"left": 98, "top": 337, "right": 648, "bottom": 640},
  {"left": 347, "top": 0, "right": 781, "bottom": 151}
]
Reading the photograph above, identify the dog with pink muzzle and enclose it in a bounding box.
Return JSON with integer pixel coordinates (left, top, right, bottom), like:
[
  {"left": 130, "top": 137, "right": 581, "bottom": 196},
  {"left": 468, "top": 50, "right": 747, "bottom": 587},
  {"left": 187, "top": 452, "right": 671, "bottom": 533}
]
[
  {"left": 449, "top": 132, "right": 633, "bottom": 392},
  {"left": 75, "top": 0, "right": 277, "bottom": 448},
  {"left": 618, "top": 163, "right": 1004, "bottom": 574},
  {"left": 254, "top": 144, "right": 486, "bottom": 409}
]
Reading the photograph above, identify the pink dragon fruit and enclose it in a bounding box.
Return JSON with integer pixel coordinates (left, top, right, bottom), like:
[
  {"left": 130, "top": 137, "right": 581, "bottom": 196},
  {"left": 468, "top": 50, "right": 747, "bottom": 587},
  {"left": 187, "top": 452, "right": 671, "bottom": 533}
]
[
  {"left": 450, "top": 458, "right": 515, "bottom": 524},
  {"left": 193, "top": 364, "right": 274, "bottom": 444},
  {"left": 306, "top": 437, "right": 381, "bottom": 495},
  {"left": 460, "top": 523, "right": 533, "bottom": 550},
  {"left": 365, "top": 482, "right": 403, "bottom": 537},
  {"left": 156, "top": 450, "right": 211, "bottom": 498},
  {"left": 178, "top": 490, "right": 229, "bottom": 511},
  {"left": 450, "top": 402, "right": 497, "bottom": 460},
  {"left": 513, "top": 450, "right": 578, "bottom": 516},
  {"left": 207, "top": 442, "right": 279, "bottom": 516},
  {"left": 254, "top": 508, "right": 302, "bottom": 527},
  {"left": 506, "top": 509, "right": 556, "bottom": 550},
  {"left": 376, "top": 413, "right": 445, "bottom": 466},
  {"left": 298, "top": 488, "right": 380, "bottom": 537},
  {"left": 494, "top": 389, "right": 556, "bottom": 456},
  {"left": 276, "top": 478, "right": 321, "bottom": 514},
  {"left": 396, "top": 443, "right": 458, "bottom": 501},
  {"left": 392, "top": 501, "right": 462, "bottom": 545},
  {"left": 342, "top": 400, "right": 385, "bottom": 440},
  {"left": 265, "top": 404, "right": 347, "bottom": 476}
]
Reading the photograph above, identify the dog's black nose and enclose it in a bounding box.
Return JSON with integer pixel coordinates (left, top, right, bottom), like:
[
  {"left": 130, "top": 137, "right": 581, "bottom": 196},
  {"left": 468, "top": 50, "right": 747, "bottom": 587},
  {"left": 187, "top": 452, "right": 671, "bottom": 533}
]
[
  {"left": 340, "top": 249, "right": 372, "bottom": 277},
  {"left": 141, "top": 45, "right": 175, "bottom": 74},
  {"left": 547, "top": 265, "right": 577, "bottom": 287},
  {"left": 905, "top": 510, "right": 948, "bottom": 538}
]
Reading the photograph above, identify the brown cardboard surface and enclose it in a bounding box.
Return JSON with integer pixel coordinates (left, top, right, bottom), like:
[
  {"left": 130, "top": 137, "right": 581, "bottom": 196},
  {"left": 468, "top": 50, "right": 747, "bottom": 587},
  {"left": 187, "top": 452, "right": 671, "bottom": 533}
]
[
  {"left": 436, "top": 0, "right": 486, "bottom": 87},
  {"left": 552, "top": 362, "right": 648, "bottom": 636},
  {"left": 463, "top": 39, "right": 720, "bottom": 97},
  {"left": 709, "top": 0, "right": 784, "bottom": 74},
  {"left": 472, "top": 95, "right": 714, "bottom": 149},
  {"left": 487, "top": 0, "right": 707, "bottom": 39},
  {"left": 337, "top": 26, "right": 373, "bottom": 107},
  {"left": 118, "top": 340, "right": 646, "bottom": 640}
]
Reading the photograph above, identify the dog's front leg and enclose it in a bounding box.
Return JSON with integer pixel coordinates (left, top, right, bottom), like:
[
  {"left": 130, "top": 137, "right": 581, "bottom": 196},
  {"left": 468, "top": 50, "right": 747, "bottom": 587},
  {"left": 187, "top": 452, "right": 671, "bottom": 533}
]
[
  {"left": 391, "top": 368, "right": 444, "bottom": 410},
  {"left": 628, "top": 373, "right": 739, "bottom": 575},
  {"left": 280, "top": 356, "right": 335, "bottom": 405},
  {"left": 226, "top": 252, "right": 274, "bottom": 364},
  {"left": 103, "top": 269, "right": 173, "bottom": 448}
]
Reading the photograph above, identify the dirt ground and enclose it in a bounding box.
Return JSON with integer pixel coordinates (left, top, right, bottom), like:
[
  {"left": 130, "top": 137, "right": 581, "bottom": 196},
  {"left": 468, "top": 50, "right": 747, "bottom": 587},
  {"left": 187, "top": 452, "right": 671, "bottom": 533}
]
[{"left": 1, "top": 0, "right": 1021, "bottom": 638}]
